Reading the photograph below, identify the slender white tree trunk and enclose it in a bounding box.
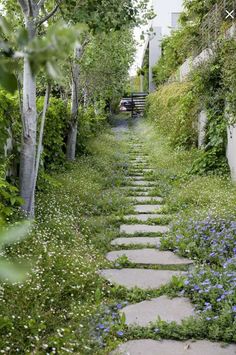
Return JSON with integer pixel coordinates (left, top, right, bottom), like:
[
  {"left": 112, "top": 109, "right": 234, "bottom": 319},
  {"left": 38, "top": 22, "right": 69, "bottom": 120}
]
[
  {"left": 66, "top": 43, "right": 82, "bottom": 161},
  {"left": 19, "top": 54, "right": 37, "bottom": 216},
  {"left": 29, "top": 84, "right": 51, "bottom": 216}
]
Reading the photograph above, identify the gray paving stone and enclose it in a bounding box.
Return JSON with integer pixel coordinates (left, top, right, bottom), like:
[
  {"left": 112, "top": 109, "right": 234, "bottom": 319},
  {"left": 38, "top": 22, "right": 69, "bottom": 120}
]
[
  {"left": 111, "top": 237, "right": 161, "bottom": 247},
  {"left": 128, "top": 186, "right": 153, "bottom": 191},
  {"left": 106, "top": 249, "right": 193, "bottom": 265},
  {"left": 125, "top": 176, "right": 145, "bottom": 181},
  {"left": 100, "top": 269, "right": 185, "bottom": 290},
  {"left": 129, "top": 181, "right": 156, "bottom": 186},
  {"left": 120, "top": 224, "right": 169, "bottom": 235},
  {"left": 111, "top": 340, "right": 236, "bottom": 355},
  {"left": 121, "top": 296, "right": 194, "bottom": 326},
  {"left": 129, "top": 191, "right": 150, "bottom": 196},
  {"left": 124, "top": 214, "right": 170, "bottom": 222},
  {"left": 131, "top": 196, "right": 163, "bottom": 203},
  {"left": 134, "top": 205, "right": 164, "bottom": 213},
  {"left": 130, "top": 158, "right": 147, "bottom": 163}
]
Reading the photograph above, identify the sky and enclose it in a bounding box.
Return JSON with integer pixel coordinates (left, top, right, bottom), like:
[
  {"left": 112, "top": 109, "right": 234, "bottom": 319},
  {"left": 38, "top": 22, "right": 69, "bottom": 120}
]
[{"left": 130, "top": 0, "right": 183, "bottom": 75}]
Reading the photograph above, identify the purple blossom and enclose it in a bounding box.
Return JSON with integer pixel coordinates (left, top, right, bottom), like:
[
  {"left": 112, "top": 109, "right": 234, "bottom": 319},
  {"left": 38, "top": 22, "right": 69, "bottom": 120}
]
[{"left": 117, "top": 331, "right": 124, "bottom": 337}]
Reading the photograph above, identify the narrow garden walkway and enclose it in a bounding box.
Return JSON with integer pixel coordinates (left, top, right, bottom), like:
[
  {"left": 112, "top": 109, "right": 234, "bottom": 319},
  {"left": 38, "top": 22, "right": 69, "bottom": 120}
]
[{"left": 101, "top": 125, "right": 236, "bottom": 354}]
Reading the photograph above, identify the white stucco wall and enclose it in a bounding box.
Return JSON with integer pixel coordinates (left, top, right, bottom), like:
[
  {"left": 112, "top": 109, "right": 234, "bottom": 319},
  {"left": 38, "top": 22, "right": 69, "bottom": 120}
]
[
  {"left": 149, "top": 27, "right": 162, "bottom": 92},
  {"left": 227, "top": 125, "right": 236, "bottom": 182},
  {"left": 198, "top": 110, "right": 208, "bottom": 148}
]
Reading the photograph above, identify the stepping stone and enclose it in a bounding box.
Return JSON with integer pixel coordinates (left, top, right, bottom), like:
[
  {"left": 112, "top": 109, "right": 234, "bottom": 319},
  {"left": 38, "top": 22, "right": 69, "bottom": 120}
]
[
  {"left": 125, "top": 176, "right": 145, "bottom": 181},
  {"left": 130, "top": 181, "right": 156, "bottom": 186},
  {"left": 130, "top": 158, "right": 147, "bottom": 162},
  {"left": 106, "top": 249, "right": 193, "bottom": 265},
  {"left": 131, "top": 196, "right": 163, "bottom": 203},
  {"left": 111, "top": 340, "right": 236, "bottom": 355},
  {"left": 124, "top": 214, "right": 169, "bottom": 222},
  {"left": 128, "top": 186, "right": 153, "bottom": 191},
  {"left": 134, "top": 205, "right": 163, "bottom": 213},
  {"left": 129, "top": 191, "right": 151, "bottom": 196},
  {"left": 128, "top": 172, "right": 144, "bottom": 177},
  {"left": 100, "top": 269, "right": 185, "bottom": 290},
  {"left": 121, "top": 296, "right": 194, "bottom": 326},
  {"left": 111, "top": 237, "right": 161, "bottom": 247},
  {"left": 120, "top": 224, "right": 169, "bottom": 235}
]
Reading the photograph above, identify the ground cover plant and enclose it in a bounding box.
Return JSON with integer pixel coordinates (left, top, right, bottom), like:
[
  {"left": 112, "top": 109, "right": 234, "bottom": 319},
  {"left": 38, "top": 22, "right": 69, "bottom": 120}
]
[
  {"left": 129, "top": 121, "right": 236, "bottom": 343},
  {"left": 0, "top": 129, "right": 133, "bottom": 354}
]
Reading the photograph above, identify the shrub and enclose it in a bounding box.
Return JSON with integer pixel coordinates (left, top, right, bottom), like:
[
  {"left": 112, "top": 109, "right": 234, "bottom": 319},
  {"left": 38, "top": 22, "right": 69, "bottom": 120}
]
[
  {"left": 146, "top": 82, "right": 198, "bottom": 149},
  {"left": 37, "top": 97, "right": 69, "bottom": 170}
]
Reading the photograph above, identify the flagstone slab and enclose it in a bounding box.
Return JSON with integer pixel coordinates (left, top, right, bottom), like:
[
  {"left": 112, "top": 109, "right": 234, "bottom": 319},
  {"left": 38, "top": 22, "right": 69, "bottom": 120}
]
[
  {"left": 100, "top": 269, "right": 185, "bottom": 290},
  {"left": 124, "top": 214, "right": 170, "bottom": 222},
  {"left": 106, "top": 249, "right": 193, "bottom": 265},
  {"left": 111, "top": 340, "right": 236, "bottom": 355},
  {"left": 111, "top": 237, "right": 161, "bottom": 247},
  {"left": 134, "top": 205, "right": 164, "bottom": 213},
  {"left": 130, "top": 196, "right": 163, "bottom": 203},
  {"left": 121, "top": 296, "right": 194, "bottom": 327},
  {"left": 120, "top": 224, "right": 169, "bottom": 235},
  {"left": 125, "top": 176, "right": 146, "bottom": 181},
  {"left": 129, "top": 191, "right": 151, "bottom": 196},
  {"left": 130, "top": 181, "right": 156, "bottom": 186},
  {"left": 128, "top": 186, "right": 153, "bottom": 191}
]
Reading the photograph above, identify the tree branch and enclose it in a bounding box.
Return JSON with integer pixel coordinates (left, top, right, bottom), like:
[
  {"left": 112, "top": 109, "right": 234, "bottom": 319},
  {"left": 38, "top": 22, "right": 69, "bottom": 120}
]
[
  {"left": 17, "top": 0, "right": 28, "bottom": 14},
  {"left": 27, "top": 0, "right": 34, "bottom": 17},
  {"left": 37, "top": 0, "right": 46, "bottom": 8},
  {"left": 36, "top": 2, "right": 60, "bottom": 27}
]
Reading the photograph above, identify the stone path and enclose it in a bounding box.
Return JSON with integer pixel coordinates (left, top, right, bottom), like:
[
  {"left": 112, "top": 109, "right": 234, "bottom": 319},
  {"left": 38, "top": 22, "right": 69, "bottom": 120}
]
[
  {"left": 100, "top": 134, "right": 236, "bottom": 354},
  {"left": 100, "top": 269, "right": 186, "bottom": 289},
  {"left": 123, "top": 214, "right": 170, "bottom": 222},
  {"left": 120, "top": 224, "right": 169, "bottom": 235},
  {"left": 111, "top": 340, "right": 236, "bottom": 355},
  {"left": 122, "top": 296, "right": 195, "bottom": 326}
]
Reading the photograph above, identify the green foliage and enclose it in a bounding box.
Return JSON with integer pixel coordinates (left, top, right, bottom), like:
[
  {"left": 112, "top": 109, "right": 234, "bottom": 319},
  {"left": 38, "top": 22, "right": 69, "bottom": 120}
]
[
  {"left": 0, "top": 163, "right": 23, "bottom": 225},
  {"left": 190, "top": 55, "right": 228, "bottom": 174},
  {"left": 37, "top": 96, "right": 69, "bottom": 170},
  {"left": 221, "top": 39, "right": 236, "bottom": 123},
  {"left": 80, "top": 30, "right": 135, "bottom": 104},
  {"left": 152, "top": 0, "right": 218, "bottom": 86},
  {"left": 77, "top": 103, "right": 107, "bottom": 153},
  {"left": 152, "top": 29, "right": 191, "bottom": 85},
  {"left": 0, "top": 89, "right": 21, "bottom": 162},
  {"left": 0, "top": 221, "right": 31, "bottom": 282},
  {"left": 0, "top": 130, "right": 128, "bottom": 354},
  {"left": 146, "top": 82, "right": 198, "bottom": 149}
]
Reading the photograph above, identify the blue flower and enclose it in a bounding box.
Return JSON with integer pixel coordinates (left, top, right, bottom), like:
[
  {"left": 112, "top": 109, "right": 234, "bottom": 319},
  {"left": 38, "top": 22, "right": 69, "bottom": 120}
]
[
  {"left": 232, "top": 306, "right": 236, "bottom": 313},
  {"left": 117, "top": 330, "right": 124, "bottom": 337}
]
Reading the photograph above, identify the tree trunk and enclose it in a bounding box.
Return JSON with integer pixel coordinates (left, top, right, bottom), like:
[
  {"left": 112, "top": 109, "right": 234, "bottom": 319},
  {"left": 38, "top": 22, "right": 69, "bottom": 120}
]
[
  {"left": 29, "top": 84, "right": 51, "bottom": 216},
  {"left": 19, "top": 55, "right": 37, "bottom": 216},
  {"left": 66, "top": 43, "right": 82, "bottom": 161}
]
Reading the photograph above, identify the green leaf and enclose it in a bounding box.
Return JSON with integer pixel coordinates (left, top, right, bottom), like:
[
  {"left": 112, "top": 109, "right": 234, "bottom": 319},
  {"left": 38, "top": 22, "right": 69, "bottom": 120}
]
[
  {"left": 0, "top": 16, "right": 11, "bottom": 36},
  {"left": 0, "top": 258, "right": 27, "bottom": 283},
  {"left": 0, "top": 221, "right": 32, "bottom": 249},
  {"left": 0, "top": 65, "right": 17, "bottom": 93}
]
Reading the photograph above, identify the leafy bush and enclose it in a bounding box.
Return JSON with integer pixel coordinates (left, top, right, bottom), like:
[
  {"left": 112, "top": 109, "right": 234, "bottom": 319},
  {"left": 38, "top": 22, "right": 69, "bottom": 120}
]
[
  {"left": 77, "top": 102, "right": 107, "bottom": 153},
  {"left": 190, "top": 56, "right": 228, "bottom": 174},
  {"left": 0, "top": 163, "right": 23, "bottom": 225},
  {"left": 0, "top": 89, "right": 21, "bottom": 165},
  {"left": 37, "top": 97, "right": 69, "bottom": 170},
  {"left": 146, "top": 82, "right": 198, "bottom": 149}
]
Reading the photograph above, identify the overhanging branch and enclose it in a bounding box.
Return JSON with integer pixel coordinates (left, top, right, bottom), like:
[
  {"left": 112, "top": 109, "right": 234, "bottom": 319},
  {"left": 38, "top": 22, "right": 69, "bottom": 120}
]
[{"left": 36, "top": 2, "right": 60, "bottom": 27}]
